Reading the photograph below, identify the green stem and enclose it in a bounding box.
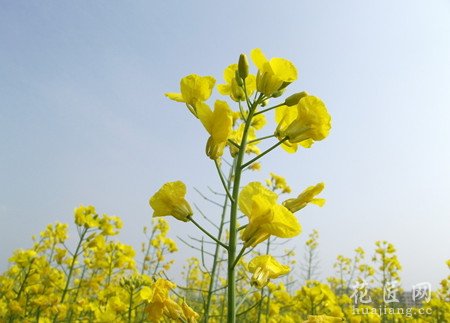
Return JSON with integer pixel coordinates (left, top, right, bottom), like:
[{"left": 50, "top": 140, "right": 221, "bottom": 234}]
[
  {"left": 15, "top": 258, "right": 35, "bottom": 300},
  {"left": 228, "top": 139, "right": 240, "bottom": 150},
  {"left": 203, "top": 162, "right": 235, "bottom": 323},
  {"left": 214, "top": 159, "right": 234, "bottom": 203},
  {"left": 54, "top": 227, "right": 88, "bottom": 322},
  {"left": 241, "top": 137, "right": 288, "bottom": 170},
  {"left": 237, "top": 224, "right": 247, "bottom": 232},
  {"left": 253, "top": 103, "right": 284, "bottom": 116},
  {"left": 238, "top": 100, "right": 247, "bottom": 122},
  {"left": 227, "top": 93, "right": 263, "bottom": 323},
  {"left": 188, "top": 216, "right": 228, "bottom": 250},
  {"left": 140, "top": 228, "right": 156, "bottom": 275},
  {"left": 231, "top": 246, "right": 247, "bottom": 269},
  {"left": 247, "top": 134, "right": 276, "bottom": 144},
  {"left": 128, "top": 289, "right": 134, "bottom": 323},
  {"left": 243, "top": 80, "right": 252, "bottom": 109}
]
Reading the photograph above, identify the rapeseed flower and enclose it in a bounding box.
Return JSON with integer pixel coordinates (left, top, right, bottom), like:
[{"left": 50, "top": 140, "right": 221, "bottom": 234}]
[
  {"left": 276, "top": 95, "right": 331, "bottom": 151},
  {"left": 250, "top": 48, "right": 298, "bottom": 97},
  {"left": 165, "top": 74, "right": 215, "bottom": 116},
  {"left": 197, "top": 100, "right": 233, "bottom": 159},
  {"left": 248, "top": 255, "right": 290, "bottom": 288},
  {"left": 283, "top": 183, "right": 325, "bottom": 213},
  {"left": 239, "top": 182, "right": 301, "bottom": 247},
  {"left": 149, "top": 181, "right": 193, "bottom": 222},
  {"left": 217, "top": 64, "right": 256, "bottom": 102}
]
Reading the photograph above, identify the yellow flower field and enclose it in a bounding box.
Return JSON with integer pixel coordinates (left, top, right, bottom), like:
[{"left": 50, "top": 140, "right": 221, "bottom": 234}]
[{"left": 1, "top": 49, "right": 448, "bottom": 323}]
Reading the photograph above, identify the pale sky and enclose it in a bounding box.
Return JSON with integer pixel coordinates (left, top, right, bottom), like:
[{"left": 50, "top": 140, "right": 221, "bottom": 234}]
[{"left": 1, "top": 1, "right": 449, "bottom": 289}]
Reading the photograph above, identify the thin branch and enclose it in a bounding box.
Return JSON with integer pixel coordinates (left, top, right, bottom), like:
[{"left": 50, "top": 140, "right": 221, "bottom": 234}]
[
  {"left": 193, "top": 203, "right": 219, "bottom": 230},
  {"left": 232, "top": 246, "right": 247, "bottom": 269},
  {"left": 177, "top": 236, "right": 215, "bottom": 256},
  {"left": 194, "top": 187, "right": 223, "bottom": 207},
  {"left": 207, "top": 186, "right": 226, "bottom": 196},
  {"left": 241, "top": 137, "right": 288, "bottom": 170},
  {"left": 247, "top": 134, "right": 276, "bottom": 144},
  {"left": 214, "top": 159, "right": 235, "bottom": 203},
  {"left": 188, "top": 216, "right": 229, "bottom": 250},
  {"left": 253, "top": 102, "right": 284, "bottom": 116}
]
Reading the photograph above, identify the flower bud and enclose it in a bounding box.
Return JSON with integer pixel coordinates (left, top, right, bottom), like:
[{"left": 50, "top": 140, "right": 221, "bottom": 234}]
[
  {"left": 284, "top": 91, "right": 308, "bottom": 106},
  {"left": 271, "top": 88, "right": 285, "bottom": 98},
  {"left": 234, "top": 70, "right": 244, "bottom": 87},
  {"left": 238, "top": 54, "right": 249, "bottom": 79}
]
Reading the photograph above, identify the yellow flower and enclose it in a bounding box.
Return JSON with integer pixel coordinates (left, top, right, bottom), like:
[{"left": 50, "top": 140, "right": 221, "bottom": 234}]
[
  {"left": 164, "top": 298, "right": 184, "bottom": 320},
  {"left": 275, "top": 104, "right": 312, "bottom": 153},
  {"left": 248, "top": 162, "right": 261, "bottom": 171},
  {"left": 151, "top": 278, "right": 176, "bottom": 304},
  {"left": 181, "top": 300, "right": 199, "bottom": 323},
  {"left": 228, "top": 124, "right": 261, "bottom": 157},
  {"left": 239, "top": 182, "right": 301, "bottom": 247},
  {"left": 251, "top": 113, "right": 267, "bottom": 130},
  {"left": 217, "top": 64, "right": 256, "bottom": 102},
  {"left": 74, "top": 205, "right": 99, "bottom": 228},
  {"left": 165, "top": 74, "right": 216, "bottom": 115},
  {"left": 139, "top": 286, "right": 153, "bottom": 301},
  {"left": 276, "top": 95, "right": 331, "bottom": 149},
  {"left": 149, "top": 181, "right": 193, "bottom": 222},
  {"left": 197, "top": 100, "right": 233, "bottom": 159},
  {"left": 283, "top": 183, "right": 325, "bottom": 213},
  {"left": 248, "top": 255, "right": 290, "bottom": 288},
  {"left": 251, "top": 48, "right": 298, "bottom": 97},
  {"left": 268, "top": 173, "right": 291, "bottom": 193}
]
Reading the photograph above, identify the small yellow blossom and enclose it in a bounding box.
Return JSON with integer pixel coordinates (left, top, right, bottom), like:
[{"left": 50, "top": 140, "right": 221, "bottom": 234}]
[
  {"left": 149, "top": 181, "right": 193, "bottom": 222},
  {"left": 229, "top": 124, "right": 261, "bottom": 157},
  {"left": 283, "top": 183, "right": 325, "bottom": 213},
  {"left": 139, "top": 286, "right": 153, "bottom": 301},
  {"left": 248, "top": 162, "right": 261, "bottom": 171},
  {"left": 248, "top": 255, "right": 290, "bottom": 288},
  {"left": 165, "top": 74, "right": 216, "bottom": 115},
  {"left": 74, "top": 205, "right": 99, "bottom": 228},
  {"left": 251, "top": 113, "right": 267, "bottom": 130},
  {"left": 164, "top": 298, "right": 184, "bottom": 320},
  {"left": 182, "top": 300, "right": 200, "bottom": 323},
  {"left": 239, "top": 182, "right": 301, "bottom": 247},
  {"left": 197, "top": 100, "right": 233, "bottom": 159},
  {"left": 268, "top": 172, "right": 292, "bottom": 193},
  {"left": 217, "top": 64, "right": 256, "bottom": 101},
  {"left": 276, "top": 95, "right": 331, "bottom": 149},
  {"left": 251, "top": 48, "right": 298, "bottom": 97}
]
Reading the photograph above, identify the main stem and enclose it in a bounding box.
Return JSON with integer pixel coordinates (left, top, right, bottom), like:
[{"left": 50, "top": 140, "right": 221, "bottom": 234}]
[
  {"left": 227, "top": 97, "right": 259, "bottom": 323},
  {"left": 204, "top": 162, "right": 234, "bottom": 322}
]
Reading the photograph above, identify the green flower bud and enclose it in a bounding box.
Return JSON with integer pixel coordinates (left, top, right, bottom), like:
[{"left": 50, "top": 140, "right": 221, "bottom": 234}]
[
  {"left": 271, "top": 88, "right": 285, "bottom": 98},
  {"left": 235, "top": 70, "right": 244, "bottom": 87},
  {"left": 284, "top": 91, "right": 308, "bottom": 106},
  {"left": 238, "top": 54, "right": 249, "bottom": 79}
]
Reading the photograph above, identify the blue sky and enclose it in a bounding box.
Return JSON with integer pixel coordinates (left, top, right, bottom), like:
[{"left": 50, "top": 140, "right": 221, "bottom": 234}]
[{"left": 1, "top": 1, "right": 449, "bottom": 289}]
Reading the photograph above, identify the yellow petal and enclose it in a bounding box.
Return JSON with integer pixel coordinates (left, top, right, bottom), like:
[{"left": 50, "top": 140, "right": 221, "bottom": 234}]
[
  {"left": 270, "top": 57, "right": 298, "bottom": 83},
  {"left": 196, "top": 102, "right": 213, "bottom": 134},
  {"left": 238, "top": 182, "right": 277, "bottom": 217},
  {"left": 248, "top": 255, "right": 290, "bottom": 278},
  {"left": 217, "top": 84, "right": 231, "bottom": 95},
  {"left": 180, "top": 74, "right": 216, "bottom": 105},
  {"left": 149, "top": 181, "right": 192, "bottom": 221},
  {"left": 165, "top": 92, "right": 185, "bottom": 102},
  {"left": 250, "top": 48, "right": 269, "bottom": 70},
  {"left": 223, "top": 64, "right": 238, "bottom": 83},
  {"left": 210, "top": 100, "right": 233, "bottom": 142},
  {"left": 311, "top": 198, "right": 326, "bottom": 207},
  {"left": 260, "top": 205, "right": 301, "bottom": 238}
]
